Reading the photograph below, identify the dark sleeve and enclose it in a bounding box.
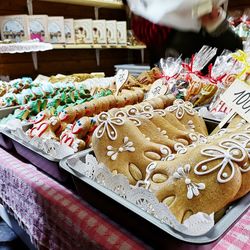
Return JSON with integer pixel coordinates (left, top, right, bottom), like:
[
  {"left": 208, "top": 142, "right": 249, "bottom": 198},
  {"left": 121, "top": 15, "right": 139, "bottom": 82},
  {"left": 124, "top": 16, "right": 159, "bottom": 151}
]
[{"left": 204, "top": 19, "right": 243, "bottom": 52}]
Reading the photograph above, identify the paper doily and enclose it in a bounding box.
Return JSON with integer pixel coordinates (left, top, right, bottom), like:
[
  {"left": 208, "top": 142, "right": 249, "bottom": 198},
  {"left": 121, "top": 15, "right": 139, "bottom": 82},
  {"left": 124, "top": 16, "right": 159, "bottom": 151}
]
[
  {"left": 0, "top": 41, "right": 53, "bottom": 54},
  {"left": 65, "top": 152, "right": 215, "bottom": 236}
]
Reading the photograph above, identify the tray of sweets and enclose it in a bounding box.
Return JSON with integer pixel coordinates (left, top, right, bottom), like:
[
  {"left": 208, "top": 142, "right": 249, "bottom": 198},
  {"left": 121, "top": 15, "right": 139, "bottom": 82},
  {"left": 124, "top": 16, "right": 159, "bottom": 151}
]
[{"left": 60, "top": 149, "right": 250, "bottom": 247}]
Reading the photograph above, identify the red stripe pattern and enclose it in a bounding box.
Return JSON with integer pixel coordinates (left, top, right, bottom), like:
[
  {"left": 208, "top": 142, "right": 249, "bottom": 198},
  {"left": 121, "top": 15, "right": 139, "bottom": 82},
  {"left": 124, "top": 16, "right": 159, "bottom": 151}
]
[
  {"left": 213, "top": 209, "right": 250, "bottom": 250},
  {"left": 0, "top": 148, "right": 148, "bottom": 250}
]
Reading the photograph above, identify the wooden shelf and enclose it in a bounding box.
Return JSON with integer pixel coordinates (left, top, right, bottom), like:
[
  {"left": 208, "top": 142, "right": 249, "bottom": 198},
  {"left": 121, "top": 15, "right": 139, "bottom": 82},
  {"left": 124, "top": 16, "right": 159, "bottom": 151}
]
[
  {"left": 39, "top": 0, "right": 124, "bottom": 9},
  {"left": 52, "top": 44, "right": 146, "bottom": 49}
]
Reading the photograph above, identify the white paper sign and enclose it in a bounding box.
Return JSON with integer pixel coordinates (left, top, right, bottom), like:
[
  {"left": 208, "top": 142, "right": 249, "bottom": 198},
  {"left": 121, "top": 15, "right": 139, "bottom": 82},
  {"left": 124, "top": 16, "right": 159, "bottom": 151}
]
[
  {"left": 115, "top": 69, "right": 129, "bottom": 95},
  {"left": 221, "top": 80, "right": 250, "bottom": 123},
  {"left": 33, "top": 74, "right": 49, "bottom": 84},
  {"left": 147, "top": 78, "right": 168, "bottom": 99}
]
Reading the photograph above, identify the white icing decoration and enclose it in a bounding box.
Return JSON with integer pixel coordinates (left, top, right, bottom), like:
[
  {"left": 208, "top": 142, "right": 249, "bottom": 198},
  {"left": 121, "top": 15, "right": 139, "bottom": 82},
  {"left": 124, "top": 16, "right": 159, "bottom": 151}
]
[
  {"left": 174, "top": 143, "right": 187, "bottom": 154},
  {"left": 173, "top": 164, "right": 205, "bottom": 200},
  {"left": 95, "top": 112, "right": 125, "bottom": 141},
  {"left": 194, "top": 141, "right": 247, "bottom": 183},
  {"left": 153, "top": 109, "right": 166, "bottom": 117},
  {"left": 166, "top": 99, "right": 196, "bottom": 119},
  {"left": 140, "top": 111, "right": 154, "bottom": 120},
  {"left": 142, "top": 104, "right": 154, "bottom": 112},
  {"left": 115, "top": 109, "right": 142, "bottom": 127},
  {"left": 106, "top": 137, "right": 135, "bottom": 161},
  {"left": 162, "top": 154, "right": 175, "bottom": 161},
  {"left": 236, "top": 119, "right": 247, "bottom": 128},
  {"left": 136, "top": 162, "right": 157, "bottom": 189},
  {"left": 187, "top": 120, "right": 195, "bottom": 131},
  {"left": 223, "top": 136, "right": 250, "bottom": 173},
  {"left": 160, "top": 146, "right": 172, "bottom": 158},
  {"left": 189, "top": 133, "right": 207, "bottom": 144}
]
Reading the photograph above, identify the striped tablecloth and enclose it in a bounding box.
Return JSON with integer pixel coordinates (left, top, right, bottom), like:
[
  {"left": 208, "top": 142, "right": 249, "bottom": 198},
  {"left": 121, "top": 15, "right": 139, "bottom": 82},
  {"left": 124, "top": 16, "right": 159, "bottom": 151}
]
[
  {"left": 212, "top": 209, "right": 250, "bottom": 250},
  {"left": 0, "top": 148, "right": 148, "bottom": 250}
]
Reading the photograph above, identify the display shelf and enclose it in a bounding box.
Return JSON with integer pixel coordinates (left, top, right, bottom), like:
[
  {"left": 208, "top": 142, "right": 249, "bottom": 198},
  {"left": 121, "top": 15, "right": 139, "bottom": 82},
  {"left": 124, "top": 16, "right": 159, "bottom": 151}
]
[
  {"left": 52, "top": 44, "right": 146, "bottom": 50},
  {"left": 39, "top": 0, "right": 124, "bottom": 9}
]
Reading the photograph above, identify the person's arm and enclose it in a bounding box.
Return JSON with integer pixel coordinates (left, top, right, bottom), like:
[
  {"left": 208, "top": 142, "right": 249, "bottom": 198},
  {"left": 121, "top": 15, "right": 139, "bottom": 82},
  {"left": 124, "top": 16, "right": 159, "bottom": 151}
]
[
  {"left": 127, "top": 0, "right": 202, "bottom": 31},
  {"left": 201, "top": 7, "right": 243, "bottom": 51}
]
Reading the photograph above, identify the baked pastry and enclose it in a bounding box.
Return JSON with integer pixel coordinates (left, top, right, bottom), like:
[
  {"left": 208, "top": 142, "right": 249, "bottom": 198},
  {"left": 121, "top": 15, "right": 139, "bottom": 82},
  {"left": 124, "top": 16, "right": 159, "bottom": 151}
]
[
  {"left": 166, "top": 99, "right": 208, "bottom": 136},
  {"left": 145, "top": 140, "right": 243, "bottom": 223},
  {"left": 92, "top": 112, "right": 172, "bottom": 185},
  {"left": 113, "top": 107, "right": 177, "bottom": 151}
]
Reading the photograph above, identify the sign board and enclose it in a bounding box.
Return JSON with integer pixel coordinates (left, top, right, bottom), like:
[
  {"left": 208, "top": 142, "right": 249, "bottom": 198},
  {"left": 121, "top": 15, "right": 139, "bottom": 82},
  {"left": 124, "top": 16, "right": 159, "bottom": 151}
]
[
  {"left": 115, "top": 69, "right": 129, "bottom": 96},
  {"left": 221, "top": 79, "right": 250, "bottom": 123},
  {"left": 147, "top": 78, "right": 169, "bottom": 99}
]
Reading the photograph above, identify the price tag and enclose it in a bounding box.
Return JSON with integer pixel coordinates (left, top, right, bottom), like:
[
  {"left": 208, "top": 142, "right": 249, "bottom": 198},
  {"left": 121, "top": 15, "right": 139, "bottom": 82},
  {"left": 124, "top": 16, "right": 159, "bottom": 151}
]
[
  {"left": 115, "top": 69, "right": 129, "bottom": 96},
  {"left": 147, "top": 79, "right": 169, "bottom": 99},
  {"left": 221, "top": 79, "right": 250, "bottom": 123},
  {"left": 33, "top": 74, "right": 49, "bottom": 84}
]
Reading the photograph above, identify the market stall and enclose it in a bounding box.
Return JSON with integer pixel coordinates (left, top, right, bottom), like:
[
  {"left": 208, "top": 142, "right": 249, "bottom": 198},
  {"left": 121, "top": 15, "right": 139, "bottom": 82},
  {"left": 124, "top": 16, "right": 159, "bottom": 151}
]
[{"left": 0, "top": 0, "right": 250, "bottom": 249}]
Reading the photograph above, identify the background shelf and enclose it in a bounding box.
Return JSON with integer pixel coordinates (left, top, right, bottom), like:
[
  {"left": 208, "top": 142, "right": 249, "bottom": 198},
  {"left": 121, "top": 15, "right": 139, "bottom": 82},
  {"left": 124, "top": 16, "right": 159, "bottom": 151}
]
[
  {"left": 52, "top": 44, "right": 146, "bottom": 50},
  {"left": 39, "top": 0, "right": 124, "bottom": 9}
]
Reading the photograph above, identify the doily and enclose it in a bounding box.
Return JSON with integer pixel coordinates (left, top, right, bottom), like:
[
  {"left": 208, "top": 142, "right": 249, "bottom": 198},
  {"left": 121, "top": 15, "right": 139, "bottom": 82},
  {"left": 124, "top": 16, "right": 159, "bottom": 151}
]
[
  {"left": 65, "top": 152, "right": 215, "bottom": 236},
  {"left": 0, "top": 41, "right": 53, "bottom": 54},
  {"left": 10, "top": 128, "right": 74, "bottom": 160}
]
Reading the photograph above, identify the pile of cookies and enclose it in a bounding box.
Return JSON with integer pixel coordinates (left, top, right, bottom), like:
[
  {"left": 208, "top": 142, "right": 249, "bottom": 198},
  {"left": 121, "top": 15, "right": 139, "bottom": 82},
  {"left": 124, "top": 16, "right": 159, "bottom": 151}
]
[
  {"left": 92, "top": 99, "right": 250, "bottom": 223},
  {"left": 0, "top": 77, "right": 33, "bottom": 98},
  {"left": 26, "top": 88, "right": 156, "bottom": 151}
]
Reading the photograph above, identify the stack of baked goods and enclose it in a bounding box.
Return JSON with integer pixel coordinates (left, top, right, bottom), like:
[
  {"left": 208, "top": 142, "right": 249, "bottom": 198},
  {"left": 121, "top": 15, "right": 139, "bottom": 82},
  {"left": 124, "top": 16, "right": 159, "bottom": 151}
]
[{"left": 91, "top": 98, "right": 250, "bottom": 223}]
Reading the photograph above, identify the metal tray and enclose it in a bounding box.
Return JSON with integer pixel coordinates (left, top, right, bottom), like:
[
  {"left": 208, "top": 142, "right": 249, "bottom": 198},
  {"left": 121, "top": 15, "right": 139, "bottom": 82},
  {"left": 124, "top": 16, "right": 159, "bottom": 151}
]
[
  {"left": 60, "top": 150, "right": 250, "bottom": 245},
  {"left": 2, "top": 130, "right": 68, "bottom": 182},
  {"left": 0, "top": 106, "right": 21, "bottom": 119},
  {"left": 0, "top": 132, "right": 13, "bottom": 150}
]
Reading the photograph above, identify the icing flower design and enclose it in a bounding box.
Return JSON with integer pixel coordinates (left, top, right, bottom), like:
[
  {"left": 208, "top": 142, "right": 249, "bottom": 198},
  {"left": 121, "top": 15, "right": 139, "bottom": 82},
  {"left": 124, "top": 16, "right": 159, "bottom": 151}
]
[
  {"left": 107, "top": 137, "right": 135, "bottom": 161},
  {"left": 194, "top": 142, "right": 247, "bottom": 183},
  {"left": 189, "top": 133, "right": 207, "bottom": 144},
  {"left": 222, "top": 137, "right": 250, "bottom": 173},
  {"left": 231, "top": 134, "right": 250, "bottom": 157},
  {"left": 115, "top": 110, "right": 142, "bottom": 127},
  {"left": 95, "top": 112, "right": 125, "bottom": 141},
  {"left": 187, "top": 120, "right": 195, "bottom": 131},
  {"left": 167, "top": 99, "right": 195, "bottom": 119},
  {"left": 173, "top": 164, "right": 206, "bottom": 200}
]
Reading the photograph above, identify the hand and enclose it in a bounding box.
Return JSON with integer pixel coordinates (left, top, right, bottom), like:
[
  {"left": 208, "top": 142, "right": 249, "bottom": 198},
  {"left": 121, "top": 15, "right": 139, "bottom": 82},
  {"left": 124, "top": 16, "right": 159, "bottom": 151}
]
[{"left": 200, "top": 7, "right": 220, "bottom": 27}]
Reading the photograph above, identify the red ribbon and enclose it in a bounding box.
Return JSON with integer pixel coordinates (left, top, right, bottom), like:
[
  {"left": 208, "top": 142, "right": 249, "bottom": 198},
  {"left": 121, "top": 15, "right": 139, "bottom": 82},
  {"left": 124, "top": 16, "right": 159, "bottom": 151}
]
[
  {"left": 206, "top": 64, "right": 227, "bottom": 84},
  {"left": 181, "top": 55, "right": 203, "bottom": 81},
  {"left": 161, "top": 73, "right": 179, "bottom": 81},
  {"left": 240, "top": 17, "right": 250, "bottom": 25}
]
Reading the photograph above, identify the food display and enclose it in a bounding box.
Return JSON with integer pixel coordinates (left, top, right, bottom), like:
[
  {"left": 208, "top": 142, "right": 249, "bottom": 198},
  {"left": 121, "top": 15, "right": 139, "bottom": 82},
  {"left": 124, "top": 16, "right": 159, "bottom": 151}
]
[
  {"left": 1, "top": 47, "right": 249, "bottom": 242},
  {"left": 91, "top": 101, "right": 250, "bottom": 223}
]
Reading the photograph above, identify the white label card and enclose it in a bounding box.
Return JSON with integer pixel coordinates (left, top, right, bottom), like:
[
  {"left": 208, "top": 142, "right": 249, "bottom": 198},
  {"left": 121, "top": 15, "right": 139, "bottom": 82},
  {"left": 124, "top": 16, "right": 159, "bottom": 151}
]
[
  {"left": 115, "top": 69, "right": 129, "bottom": 95},
  {"left": 221, "top": 79, "right": 250, "bottom": 123},
  {"left": 147, "top": 78, "right": 169, "bottom": 99},
  {"left": 33, "top": 74, "right": 49, "bottom": 84}
]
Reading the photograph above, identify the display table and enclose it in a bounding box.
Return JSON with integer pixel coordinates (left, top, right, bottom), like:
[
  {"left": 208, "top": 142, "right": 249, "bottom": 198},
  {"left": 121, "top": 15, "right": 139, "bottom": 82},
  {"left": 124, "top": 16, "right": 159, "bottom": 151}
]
[
  {"left": 0, "top": 148, "right": 147, "bottom": 250},
  {"left": 0, "top": 147, "right": 249, "bottom": 250}
]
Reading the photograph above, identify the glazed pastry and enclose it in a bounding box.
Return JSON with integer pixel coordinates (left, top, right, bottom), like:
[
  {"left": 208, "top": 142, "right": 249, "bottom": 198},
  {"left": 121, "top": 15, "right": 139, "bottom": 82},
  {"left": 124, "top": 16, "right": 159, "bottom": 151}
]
[
  {"left": 92, "top": 112, "right": 172, "bottom": 185},
  {"left": 166, "top": 99, "right": 208, "bottom": 136},
  {"left": 113, "top": 107, "right": 178, "bottom": 151},
  {"left": 146, "top": 140, "right": 243, "bottom": 223}
]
